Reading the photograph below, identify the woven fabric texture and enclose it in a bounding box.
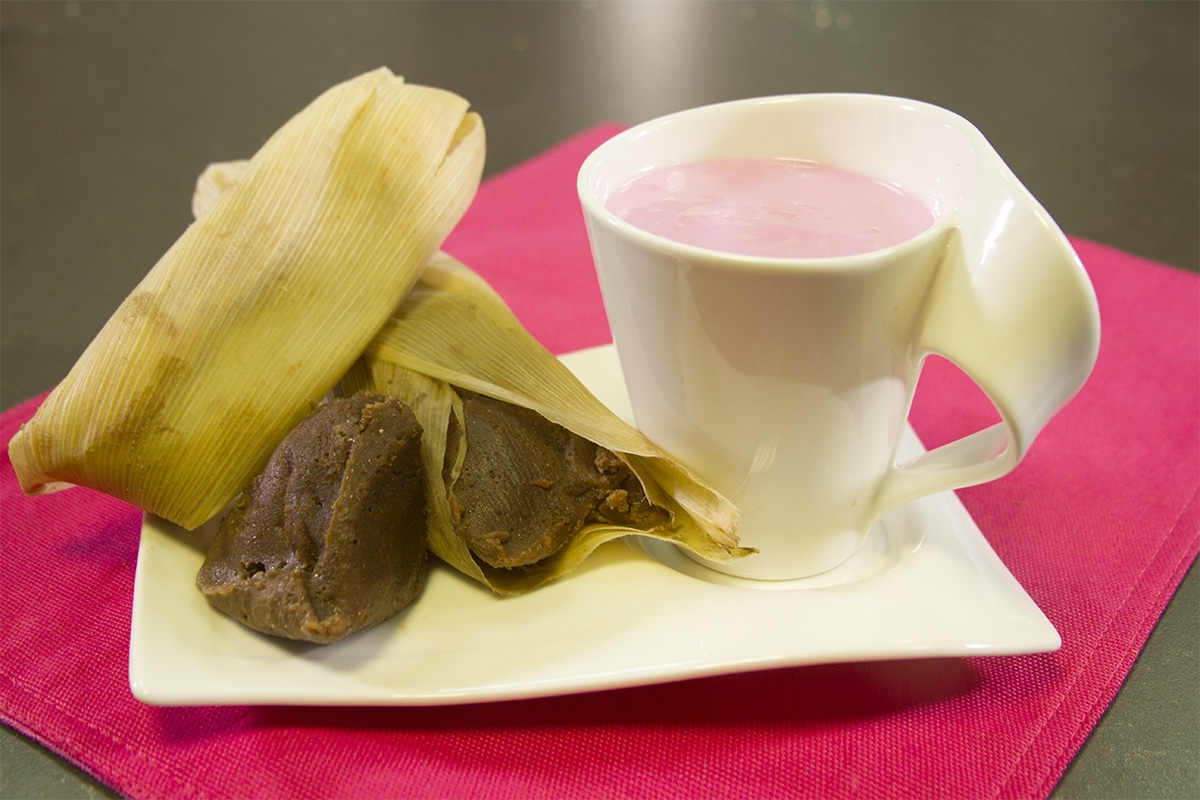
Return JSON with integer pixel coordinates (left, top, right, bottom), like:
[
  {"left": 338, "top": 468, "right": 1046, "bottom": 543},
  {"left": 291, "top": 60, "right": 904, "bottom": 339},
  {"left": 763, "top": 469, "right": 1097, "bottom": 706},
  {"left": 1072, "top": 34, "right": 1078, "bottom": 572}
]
[{"left": 1, "top": 126, "right": 1196, "bottom": 800}]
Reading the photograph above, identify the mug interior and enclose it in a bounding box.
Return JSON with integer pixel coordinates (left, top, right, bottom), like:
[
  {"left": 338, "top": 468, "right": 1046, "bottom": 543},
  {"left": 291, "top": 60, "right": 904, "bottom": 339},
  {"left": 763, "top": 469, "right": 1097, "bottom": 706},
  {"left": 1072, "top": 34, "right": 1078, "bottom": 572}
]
[{"left": 580, "top": 94, "right": 980, "bottom": 258}]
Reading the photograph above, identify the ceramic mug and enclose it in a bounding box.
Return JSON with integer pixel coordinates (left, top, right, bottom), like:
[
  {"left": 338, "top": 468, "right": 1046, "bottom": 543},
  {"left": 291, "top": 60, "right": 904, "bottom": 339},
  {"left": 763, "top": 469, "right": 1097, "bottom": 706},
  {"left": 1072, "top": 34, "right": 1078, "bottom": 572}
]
[{"left": 578, "top": 94, "right": 1101, "bottom": 580}]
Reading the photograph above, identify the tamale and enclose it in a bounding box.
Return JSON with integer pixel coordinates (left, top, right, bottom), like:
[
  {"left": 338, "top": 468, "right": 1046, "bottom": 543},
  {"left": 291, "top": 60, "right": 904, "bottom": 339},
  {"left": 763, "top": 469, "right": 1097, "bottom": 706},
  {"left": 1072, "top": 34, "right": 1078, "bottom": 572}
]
[
  {"left": 192, "top": 156, "right": 748, "bottom": 596},
  {"left": 446, "top": 390, "right": 670, "bottom": 569},
  {"left": 340, "top": 253, "right": 751, "bottom": 596},
  {"left": 196, "top": 392, "right": 428, "bottom": 643},
  {"left": 8, "top": 68, "right": 485, "bottom": 530}
]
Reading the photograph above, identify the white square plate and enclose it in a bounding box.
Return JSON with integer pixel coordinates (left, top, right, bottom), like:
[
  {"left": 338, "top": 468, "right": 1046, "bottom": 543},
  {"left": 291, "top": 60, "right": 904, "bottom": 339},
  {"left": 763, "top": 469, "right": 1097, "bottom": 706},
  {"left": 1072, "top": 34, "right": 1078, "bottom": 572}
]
[{"left": 129, "top": 344, "right": 1059, "bottom": 706}]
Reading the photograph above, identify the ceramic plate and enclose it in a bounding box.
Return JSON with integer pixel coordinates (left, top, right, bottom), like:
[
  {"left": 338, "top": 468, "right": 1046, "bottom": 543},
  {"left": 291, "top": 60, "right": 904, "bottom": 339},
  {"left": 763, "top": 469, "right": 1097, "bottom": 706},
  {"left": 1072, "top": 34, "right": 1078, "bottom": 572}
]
[{"left": 129, "top": 344, "right": 1059, "bottom": 706}]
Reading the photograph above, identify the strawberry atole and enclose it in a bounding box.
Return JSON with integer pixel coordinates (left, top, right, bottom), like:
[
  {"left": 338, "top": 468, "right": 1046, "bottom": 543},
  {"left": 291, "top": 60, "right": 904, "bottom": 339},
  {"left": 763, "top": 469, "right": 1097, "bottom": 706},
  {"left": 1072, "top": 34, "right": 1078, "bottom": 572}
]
[{"left": 607, "top": 157, "right": 934, "bottom": 259}]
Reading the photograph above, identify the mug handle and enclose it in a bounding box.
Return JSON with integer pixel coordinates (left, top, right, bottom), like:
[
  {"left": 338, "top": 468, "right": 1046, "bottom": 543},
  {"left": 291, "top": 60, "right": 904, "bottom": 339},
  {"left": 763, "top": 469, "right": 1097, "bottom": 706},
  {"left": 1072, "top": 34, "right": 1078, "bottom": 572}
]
[{"left": 870, "top": 161, "right": 1101, "bottom": 518}]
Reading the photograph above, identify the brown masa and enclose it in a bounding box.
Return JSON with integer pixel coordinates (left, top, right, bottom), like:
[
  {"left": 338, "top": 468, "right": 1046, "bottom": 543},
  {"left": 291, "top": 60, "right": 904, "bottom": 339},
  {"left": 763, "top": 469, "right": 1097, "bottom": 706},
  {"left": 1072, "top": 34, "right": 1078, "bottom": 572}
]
[
  {"left": 196, "top": 392, "right": 427, "bottom": 643},
  {"left": 446, "top": 391, "right": 669, "bottom": 569}
]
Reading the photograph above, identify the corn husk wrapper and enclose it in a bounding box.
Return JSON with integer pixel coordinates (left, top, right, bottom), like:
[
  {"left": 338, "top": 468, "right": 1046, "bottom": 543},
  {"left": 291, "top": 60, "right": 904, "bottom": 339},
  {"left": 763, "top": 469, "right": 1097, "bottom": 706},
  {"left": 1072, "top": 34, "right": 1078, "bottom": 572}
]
[
  {"left": 8, "top": 68, "right": 486, "bottom": 530},
  {"left": 340, "top": 253, "right": 750, "bottom": 596},
  {"left": 185, "top": 147, "right": 745, "bottom": 594}
]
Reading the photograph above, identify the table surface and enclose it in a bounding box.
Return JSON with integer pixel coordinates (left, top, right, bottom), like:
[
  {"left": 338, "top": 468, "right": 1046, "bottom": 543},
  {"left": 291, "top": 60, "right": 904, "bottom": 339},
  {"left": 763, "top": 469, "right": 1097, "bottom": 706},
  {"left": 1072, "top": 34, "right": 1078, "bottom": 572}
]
[{"left": 1, "top": 2, "right": 1196, "bottom": 798}]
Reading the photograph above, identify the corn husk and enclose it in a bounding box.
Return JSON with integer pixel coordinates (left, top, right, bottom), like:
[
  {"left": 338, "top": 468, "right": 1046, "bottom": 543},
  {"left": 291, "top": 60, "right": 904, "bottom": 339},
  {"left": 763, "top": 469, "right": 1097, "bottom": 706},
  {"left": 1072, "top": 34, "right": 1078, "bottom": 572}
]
[
  {"left": 190, "top": 163, "right": 747, "bottom": 593},
  {"left": 8, "top": 68, "right": 486, "bottom": 530},
  {"left": 340, "top": 253, "right": 749, "bottom": 596}
]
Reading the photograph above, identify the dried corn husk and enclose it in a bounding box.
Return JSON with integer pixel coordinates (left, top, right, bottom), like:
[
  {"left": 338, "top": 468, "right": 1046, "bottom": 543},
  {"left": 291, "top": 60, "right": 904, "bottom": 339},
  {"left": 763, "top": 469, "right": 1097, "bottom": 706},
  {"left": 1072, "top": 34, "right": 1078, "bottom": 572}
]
[
  {"left": 191, "top": 159, "right": 249, "bottom": 220},
  {"left": 340, "top": 253, "right": 749, "bottom": 596},
  {"left": 157, "top": 129, "right": 744, "bottom": 594},
  {"left": 8, "top": 68, "right": 486, "bottom": 530}
]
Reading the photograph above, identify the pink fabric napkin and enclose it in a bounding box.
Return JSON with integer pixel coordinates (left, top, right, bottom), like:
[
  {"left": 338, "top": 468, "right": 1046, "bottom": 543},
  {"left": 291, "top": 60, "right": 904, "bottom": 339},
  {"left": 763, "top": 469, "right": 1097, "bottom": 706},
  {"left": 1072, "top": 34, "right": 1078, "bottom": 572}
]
[{"left": 2, "top": 125, "right": 1196, "bottom": 800}]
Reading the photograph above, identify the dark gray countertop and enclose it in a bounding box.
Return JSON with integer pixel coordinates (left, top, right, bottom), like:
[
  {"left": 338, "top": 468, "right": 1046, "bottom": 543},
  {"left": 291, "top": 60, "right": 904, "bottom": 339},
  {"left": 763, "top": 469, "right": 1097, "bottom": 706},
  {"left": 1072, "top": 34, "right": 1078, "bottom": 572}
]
[{"left": 2, "top": 2, "right": 1196, "bottom": 797}]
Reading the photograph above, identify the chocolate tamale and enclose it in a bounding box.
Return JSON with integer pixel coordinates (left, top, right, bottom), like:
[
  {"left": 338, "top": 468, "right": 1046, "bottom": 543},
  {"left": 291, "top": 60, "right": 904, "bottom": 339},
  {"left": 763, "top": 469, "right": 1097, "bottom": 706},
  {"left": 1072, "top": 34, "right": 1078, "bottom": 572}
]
[
  {"left": 341, "top": 254, "right": 750, "bottom": 596},
  {"left": 196, "top": 393, "right": 428, "bottom": 643},
  {"left": 445, "top": 390, "right": 670, "bottom": 569},
  {"left": 188, "top": 152, "right": 748, "bottom": 597}
]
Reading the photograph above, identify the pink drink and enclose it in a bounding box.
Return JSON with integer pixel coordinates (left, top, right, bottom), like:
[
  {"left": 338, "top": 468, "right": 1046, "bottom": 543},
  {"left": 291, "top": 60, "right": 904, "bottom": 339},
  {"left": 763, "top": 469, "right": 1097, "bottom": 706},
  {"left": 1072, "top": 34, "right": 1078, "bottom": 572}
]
[{"left": 607, "top": 158, "right": 934, "bottom": 259}]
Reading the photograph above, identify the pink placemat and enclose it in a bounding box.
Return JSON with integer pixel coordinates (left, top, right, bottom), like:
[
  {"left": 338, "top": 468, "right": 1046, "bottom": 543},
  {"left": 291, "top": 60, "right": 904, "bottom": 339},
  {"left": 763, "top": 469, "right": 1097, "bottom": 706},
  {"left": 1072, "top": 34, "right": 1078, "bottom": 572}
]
[{"left": 2, "top": 125, "right": 1197, "bottom": 800}]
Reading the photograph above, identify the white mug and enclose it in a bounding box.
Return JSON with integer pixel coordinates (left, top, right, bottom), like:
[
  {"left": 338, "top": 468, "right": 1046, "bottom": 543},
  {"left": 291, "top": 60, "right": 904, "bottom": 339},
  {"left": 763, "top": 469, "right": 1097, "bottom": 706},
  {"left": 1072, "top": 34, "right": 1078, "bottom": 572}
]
[{"left": 578, "top": 95, "right": 1101, "bottom": 580}]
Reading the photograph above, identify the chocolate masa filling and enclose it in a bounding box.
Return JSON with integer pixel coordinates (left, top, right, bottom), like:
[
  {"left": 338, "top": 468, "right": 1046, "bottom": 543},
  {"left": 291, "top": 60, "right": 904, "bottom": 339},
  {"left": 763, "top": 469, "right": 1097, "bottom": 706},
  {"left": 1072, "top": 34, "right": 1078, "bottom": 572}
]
[
  {"left": 196, "top": 392, "right": 428, "bottom": 643},
  {"left": 445, "top": 391, "right": 670, "bottom": 570}
]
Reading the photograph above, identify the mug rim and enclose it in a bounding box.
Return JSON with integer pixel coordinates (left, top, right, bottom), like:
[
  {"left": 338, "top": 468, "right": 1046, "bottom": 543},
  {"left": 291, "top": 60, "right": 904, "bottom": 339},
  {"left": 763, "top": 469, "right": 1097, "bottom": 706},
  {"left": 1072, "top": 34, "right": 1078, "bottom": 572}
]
[{"left": 576, "top": 93, "right": 971, "bottom": 272}]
